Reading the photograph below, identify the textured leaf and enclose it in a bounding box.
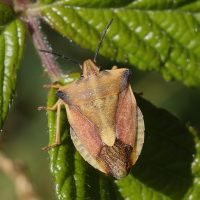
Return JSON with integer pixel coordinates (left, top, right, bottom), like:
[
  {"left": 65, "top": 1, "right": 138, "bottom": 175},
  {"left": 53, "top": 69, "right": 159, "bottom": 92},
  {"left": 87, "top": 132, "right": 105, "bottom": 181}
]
[
  {"left": 46, "top": 73, "right": 199, "bottom": 200},
  {"left": 39, "top": 0, "right": 133, "bottom": 8},
  {"left": 116, "top": 99, "right": 199, "bottom": 200},
  {"left": 0, "top": 12, "right": 26, "bottom": 129},
  {"left": 126, "top": 0, "right": 199, "bottom": 10},
  {"left": 31, "top": 0, "right": 200, "bottom": 87}
]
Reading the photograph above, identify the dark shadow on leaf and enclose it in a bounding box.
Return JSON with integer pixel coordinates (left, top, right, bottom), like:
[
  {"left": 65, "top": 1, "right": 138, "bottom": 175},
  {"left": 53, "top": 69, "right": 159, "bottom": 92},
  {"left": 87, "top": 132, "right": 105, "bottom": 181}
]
[{"left": 130, "top": 96, "right": 195, "bottom": 199}]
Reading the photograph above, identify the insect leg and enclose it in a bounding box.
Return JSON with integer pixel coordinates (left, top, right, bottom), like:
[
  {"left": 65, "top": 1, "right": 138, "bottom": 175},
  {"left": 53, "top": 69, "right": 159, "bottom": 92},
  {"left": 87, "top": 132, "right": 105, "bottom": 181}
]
[
  {"left": 38, "top": 98, "right": 62, "bottom": 111},
  {"left": 43, "top": 83, "right": 61, "bottom": 89},
  {"left": 38, "top": 99, "right": 63, "bottom": 151}
]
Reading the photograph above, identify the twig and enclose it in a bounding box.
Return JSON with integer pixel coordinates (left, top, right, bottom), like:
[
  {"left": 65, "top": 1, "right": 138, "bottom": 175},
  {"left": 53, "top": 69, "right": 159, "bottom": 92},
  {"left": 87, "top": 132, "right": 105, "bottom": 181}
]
[{"left": 25, "top": 16, "right": 62, "bottom": 82}]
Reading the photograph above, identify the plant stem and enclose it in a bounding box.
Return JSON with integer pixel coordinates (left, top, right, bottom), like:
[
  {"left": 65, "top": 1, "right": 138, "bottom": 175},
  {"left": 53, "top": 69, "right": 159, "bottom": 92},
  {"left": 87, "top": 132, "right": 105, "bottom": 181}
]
[{"left": 26, "top": 16, "right": 62, "bottom": 82}]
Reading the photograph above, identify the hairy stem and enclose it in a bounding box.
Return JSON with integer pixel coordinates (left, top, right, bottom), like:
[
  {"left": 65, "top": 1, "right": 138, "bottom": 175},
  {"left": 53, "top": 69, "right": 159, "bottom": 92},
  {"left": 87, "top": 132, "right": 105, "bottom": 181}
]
[{"left": 26, "top": 16, "right": 61, "bottom": 82}]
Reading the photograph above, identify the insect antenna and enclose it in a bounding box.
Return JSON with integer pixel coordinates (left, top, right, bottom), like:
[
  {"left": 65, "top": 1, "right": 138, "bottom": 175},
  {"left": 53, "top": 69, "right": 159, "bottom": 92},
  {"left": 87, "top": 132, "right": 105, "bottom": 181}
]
[
  {"left": 38, "top": 49, "right": 81, "bottom": 66},
  {"left": 93, "top": 19, "right": 113, "bottom": 63}
]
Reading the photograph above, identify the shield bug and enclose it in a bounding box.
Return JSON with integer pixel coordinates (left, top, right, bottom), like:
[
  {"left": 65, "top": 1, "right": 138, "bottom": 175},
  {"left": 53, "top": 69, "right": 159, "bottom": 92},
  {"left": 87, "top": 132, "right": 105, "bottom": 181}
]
[{"left": 38, "top": 19, "right": 145, "bottom": 180}]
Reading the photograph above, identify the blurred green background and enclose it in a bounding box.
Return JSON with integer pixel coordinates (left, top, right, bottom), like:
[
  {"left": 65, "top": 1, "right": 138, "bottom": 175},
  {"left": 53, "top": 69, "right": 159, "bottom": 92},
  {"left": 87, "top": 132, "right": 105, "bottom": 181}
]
[{"left": 1, "top": 22, "right": 200, "bottom": 200}]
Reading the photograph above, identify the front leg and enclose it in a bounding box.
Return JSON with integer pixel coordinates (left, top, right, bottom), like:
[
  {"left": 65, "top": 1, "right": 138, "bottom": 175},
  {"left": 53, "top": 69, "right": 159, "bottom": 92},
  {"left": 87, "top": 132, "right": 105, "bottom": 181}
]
[
  {"left": 38, "top": 99, "right": 63, "bottom": 151},
  {"left": 43, "top": 83, "right": 61, "bottom": 89}
]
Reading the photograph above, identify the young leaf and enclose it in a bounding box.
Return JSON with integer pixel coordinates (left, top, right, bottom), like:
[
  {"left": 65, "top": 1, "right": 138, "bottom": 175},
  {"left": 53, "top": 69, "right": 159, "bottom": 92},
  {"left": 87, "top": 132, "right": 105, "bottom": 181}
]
[{"left": 0, "top": 3, "right": 26, "bottom": 129}]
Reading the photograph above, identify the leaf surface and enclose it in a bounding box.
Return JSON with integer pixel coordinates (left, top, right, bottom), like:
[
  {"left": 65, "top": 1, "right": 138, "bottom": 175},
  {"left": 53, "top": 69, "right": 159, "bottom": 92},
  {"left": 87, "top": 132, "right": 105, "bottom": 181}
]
[
  {"left": 0, "top": 3, "right": 15, "bottom": 32},
  {"left": 0, "top": 3, "right": 26, "bottom": 128},
  {"left": 28, "top": 0, "right": 200, "bottom": 87}
]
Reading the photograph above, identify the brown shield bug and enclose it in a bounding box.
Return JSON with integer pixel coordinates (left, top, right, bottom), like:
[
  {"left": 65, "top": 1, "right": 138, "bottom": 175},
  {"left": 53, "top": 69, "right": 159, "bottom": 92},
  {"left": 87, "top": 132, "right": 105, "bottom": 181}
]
[{"left": 38, "top": 19, "right": 145, "bottom": 180}]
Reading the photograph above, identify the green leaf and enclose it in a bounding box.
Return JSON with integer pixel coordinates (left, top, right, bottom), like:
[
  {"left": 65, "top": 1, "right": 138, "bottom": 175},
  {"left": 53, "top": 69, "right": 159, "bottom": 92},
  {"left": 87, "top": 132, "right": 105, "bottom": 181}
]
[
  {"left": 46, "top": 73, "right": 199, "bottom": 200},
  {"left": 116, "top": 98, "right": 198, "bottom": 200},
  {"left": 29, "top": 0, "right": 200, "bottom": 87},
  {"left": 126, "top": 0, "right": 199, "bottom": 10},
  {"left": 0, "top": 3, "right": 15, "bottom": 32},
  {"left": 0, "top": 15, "right": 26, "bottom": 129},
  {"left": 39, "top": 0, "right": 133, "bottom": 8}
]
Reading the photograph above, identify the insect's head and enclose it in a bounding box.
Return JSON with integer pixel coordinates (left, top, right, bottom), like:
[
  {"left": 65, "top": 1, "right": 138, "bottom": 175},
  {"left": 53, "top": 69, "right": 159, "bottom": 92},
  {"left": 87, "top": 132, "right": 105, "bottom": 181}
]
[{"left": 38, "top": 19, "right": 113, "bottom": 78}]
